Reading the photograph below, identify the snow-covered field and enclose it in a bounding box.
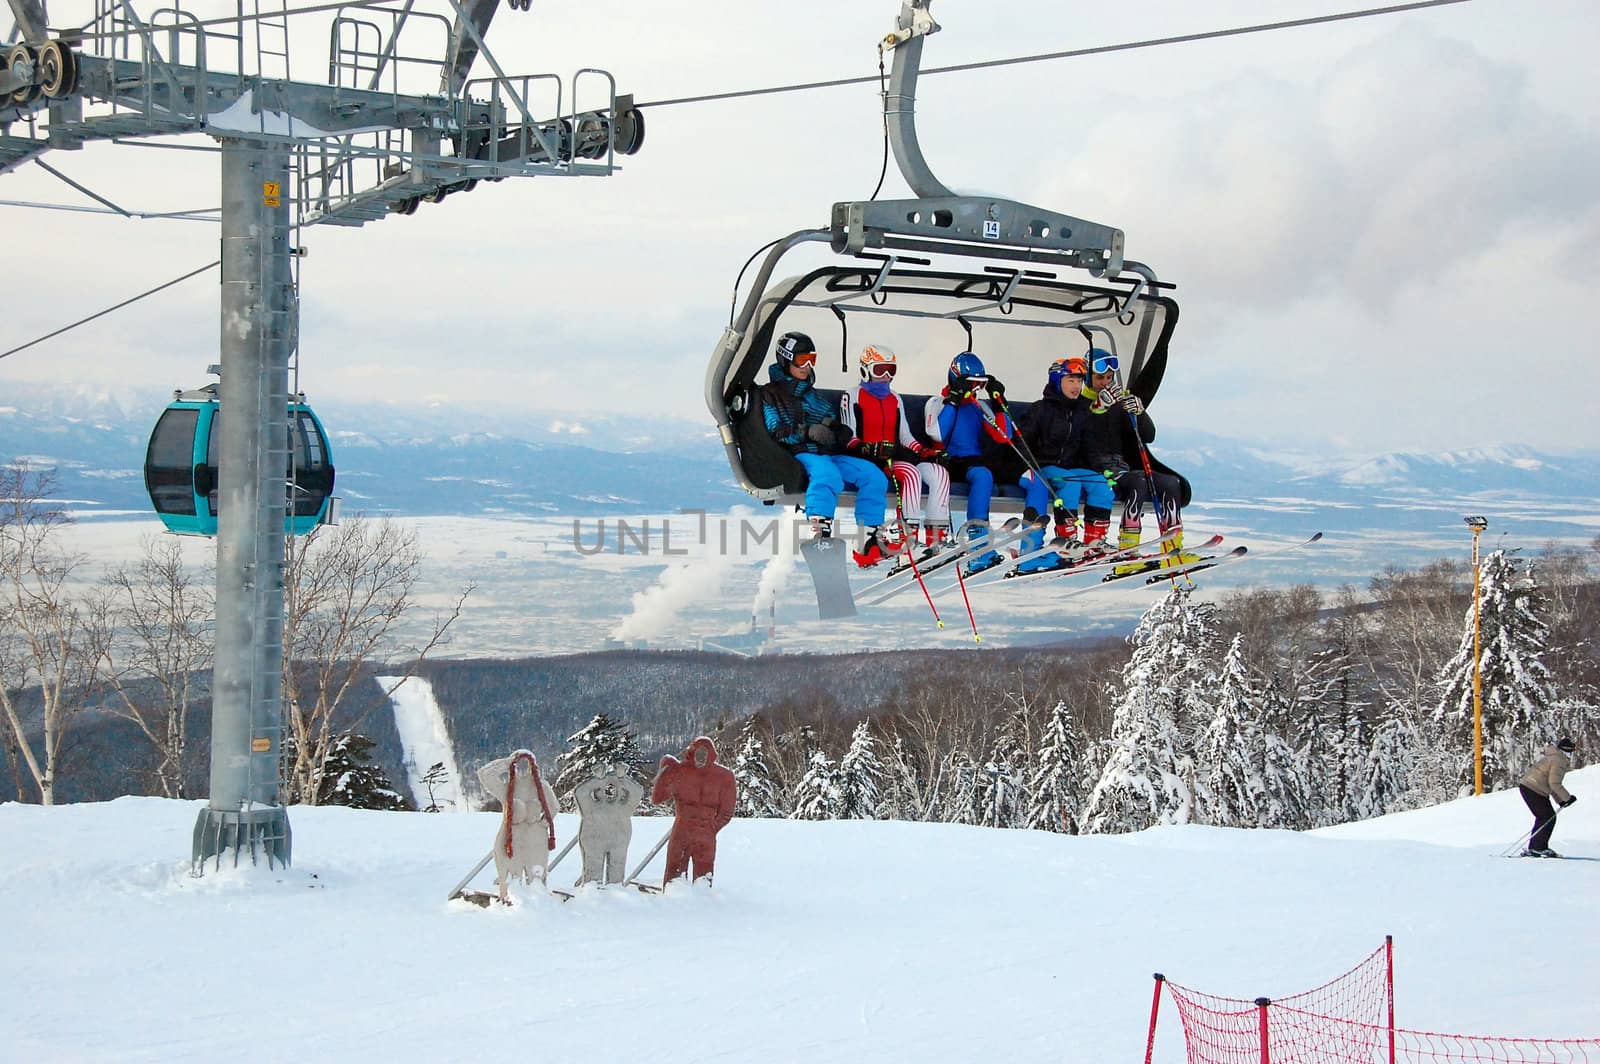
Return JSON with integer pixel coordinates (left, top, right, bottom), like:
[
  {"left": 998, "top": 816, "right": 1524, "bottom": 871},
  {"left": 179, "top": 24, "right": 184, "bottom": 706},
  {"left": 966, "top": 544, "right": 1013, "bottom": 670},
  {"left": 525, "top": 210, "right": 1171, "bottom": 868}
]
[
  {"left": 4, "top": 769, "right": 1596, "bottom": 1062},
  {"left": 54, "top": 508, "right": 1563, "bottom": 659}
]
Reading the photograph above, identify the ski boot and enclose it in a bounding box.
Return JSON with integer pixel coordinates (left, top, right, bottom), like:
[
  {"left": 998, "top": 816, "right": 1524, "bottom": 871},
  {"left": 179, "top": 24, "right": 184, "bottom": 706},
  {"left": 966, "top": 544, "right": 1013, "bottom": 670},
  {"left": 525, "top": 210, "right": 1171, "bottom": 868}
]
[
  {"left": 1522, "top": 847, "right": 1561, "bottom": 858},
  {"left": 924, "top": 522, "right": 951, "bottom": 552},
  {"left": 1113, "top": 522, "right": 1148, "bottom": 576},
  {"left": 853, "top": 526, "right": 896, "bottom": 568},
  {"left": 1078, "top": 518, "right": 1113, "bottom": 562},
  {"left": 962, "top": 523, "right": 1003, "bottom": 575},
  {"left": 1158, "top": 526, "right": 1203, "bottom": 568}
]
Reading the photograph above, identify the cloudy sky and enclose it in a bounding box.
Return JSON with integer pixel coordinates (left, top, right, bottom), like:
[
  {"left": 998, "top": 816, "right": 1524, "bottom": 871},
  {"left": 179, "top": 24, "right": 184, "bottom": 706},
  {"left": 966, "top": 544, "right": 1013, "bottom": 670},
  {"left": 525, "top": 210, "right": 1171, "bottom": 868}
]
[{"left": 3, "top": 0, "right": 1598, "bottom": 456}]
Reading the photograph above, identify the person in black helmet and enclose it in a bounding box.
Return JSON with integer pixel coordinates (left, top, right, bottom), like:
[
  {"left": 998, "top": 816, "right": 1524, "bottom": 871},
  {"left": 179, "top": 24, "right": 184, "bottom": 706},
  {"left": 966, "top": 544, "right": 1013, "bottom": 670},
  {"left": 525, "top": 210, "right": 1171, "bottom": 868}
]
[
  {"left": 1517, "top": 737, "right": 1577, "bottom": 857},
  {"left": 760, "top": 331, "right": 892, "bottom": 566}
]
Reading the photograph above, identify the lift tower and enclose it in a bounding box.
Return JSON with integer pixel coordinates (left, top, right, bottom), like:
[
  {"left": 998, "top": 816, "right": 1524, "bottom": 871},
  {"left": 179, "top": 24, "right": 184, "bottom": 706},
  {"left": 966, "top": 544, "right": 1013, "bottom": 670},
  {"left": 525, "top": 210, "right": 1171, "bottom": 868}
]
[{"left": 3, "top": 0, "right": 642, "bottom": 869}]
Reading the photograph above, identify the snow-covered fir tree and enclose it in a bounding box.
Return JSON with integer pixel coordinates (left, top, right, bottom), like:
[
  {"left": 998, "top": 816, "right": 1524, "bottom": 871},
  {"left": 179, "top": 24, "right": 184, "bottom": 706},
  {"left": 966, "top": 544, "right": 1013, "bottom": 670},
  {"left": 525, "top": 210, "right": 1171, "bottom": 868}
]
[
  {"left": 836, "top": 721, "right": 884, "bottom": 820},
  {"left": 731, "top": 715, "right": 784, "bottom": 818},
  {"left": 792, "top": 750, "right": 842, "bottom": 820},
  {"left": 1433, "top": 549, "right": 1558, "bottom": 792},
  {"left": 1080, "top": 588, "right": 1219, "bottom": 834},
  {"left": 553, "top": 713, "right": 644, "bottom": 811},
  {"left": 1027, "top": 699, "right": 1087, "bottom": 834},
  {"left": 1350, "top": 711, "right": 1419, "bottom": 819},
  {"left": 976, "top": 720, "right": 1026, "bottom": 829},
  {"left": 1197, "top": 636, "right": 1309, "bottom": 829},
  {"left": 282, "top": 731, "right": 409, "bottom": 810}
]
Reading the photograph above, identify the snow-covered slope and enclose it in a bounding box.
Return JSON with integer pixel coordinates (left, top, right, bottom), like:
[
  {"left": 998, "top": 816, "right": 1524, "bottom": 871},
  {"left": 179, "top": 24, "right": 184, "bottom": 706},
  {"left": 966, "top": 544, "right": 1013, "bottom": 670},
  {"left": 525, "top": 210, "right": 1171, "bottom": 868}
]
[{"left": 2, "top": 770, "right": 1596, "bottom": 1062}]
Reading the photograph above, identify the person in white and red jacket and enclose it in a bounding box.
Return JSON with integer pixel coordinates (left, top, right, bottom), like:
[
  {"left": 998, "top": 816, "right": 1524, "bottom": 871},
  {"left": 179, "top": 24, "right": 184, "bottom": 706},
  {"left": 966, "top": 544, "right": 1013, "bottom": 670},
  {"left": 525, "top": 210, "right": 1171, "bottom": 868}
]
[{"left": 840, "top": 343, "right": 951, "bottom": 566}]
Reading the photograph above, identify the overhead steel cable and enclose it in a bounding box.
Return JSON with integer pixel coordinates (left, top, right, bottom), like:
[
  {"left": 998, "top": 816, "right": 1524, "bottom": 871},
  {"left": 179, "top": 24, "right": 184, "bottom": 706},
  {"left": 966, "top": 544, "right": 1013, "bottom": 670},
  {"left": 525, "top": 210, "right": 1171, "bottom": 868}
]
[
  {"left": 637, "top": 0, "right": 1472, "bottom": 109},
  {"left": 0, "top": 261, "right": 219, "bottom": 361}
]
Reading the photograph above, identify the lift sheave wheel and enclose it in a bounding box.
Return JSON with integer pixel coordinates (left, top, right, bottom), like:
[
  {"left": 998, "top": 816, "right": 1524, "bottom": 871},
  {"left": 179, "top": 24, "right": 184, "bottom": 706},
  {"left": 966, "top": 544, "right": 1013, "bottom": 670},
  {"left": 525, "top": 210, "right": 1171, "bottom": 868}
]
[
  {"left": 6, "top": 43, "right": 40, "bottom": 106},
  {"left": 36, "top": 40, "right": 78, "bottom": 100}
]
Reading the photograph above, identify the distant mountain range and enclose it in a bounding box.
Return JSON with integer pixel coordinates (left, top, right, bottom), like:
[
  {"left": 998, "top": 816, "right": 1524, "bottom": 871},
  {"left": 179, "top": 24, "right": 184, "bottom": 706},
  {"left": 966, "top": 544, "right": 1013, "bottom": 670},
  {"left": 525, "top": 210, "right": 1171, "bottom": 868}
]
[{"left": 4, "top": 381, "right": 1599, "bottom": 537}]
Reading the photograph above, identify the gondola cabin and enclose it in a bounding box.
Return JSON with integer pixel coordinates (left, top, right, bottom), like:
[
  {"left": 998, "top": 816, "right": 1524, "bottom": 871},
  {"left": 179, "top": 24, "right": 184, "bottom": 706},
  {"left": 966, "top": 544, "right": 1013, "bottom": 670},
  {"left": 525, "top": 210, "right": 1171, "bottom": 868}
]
[{"left": 144, "top": 383, "right": 337, "bottom": 537}]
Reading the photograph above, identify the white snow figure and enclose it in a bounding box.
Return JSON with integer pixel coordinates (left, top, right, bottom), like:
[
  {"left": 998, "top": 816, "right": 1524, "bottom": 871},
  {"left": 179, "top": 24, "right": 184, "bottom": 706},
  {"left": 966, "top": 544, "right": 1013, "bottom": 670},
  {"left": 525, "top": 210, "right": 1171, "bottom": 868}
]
[
  {"left": 574, "top": 763, "right": 640, "bottom": 885},
  {"left": 477, "top": 750, "right": 559, "bottom": 902}
]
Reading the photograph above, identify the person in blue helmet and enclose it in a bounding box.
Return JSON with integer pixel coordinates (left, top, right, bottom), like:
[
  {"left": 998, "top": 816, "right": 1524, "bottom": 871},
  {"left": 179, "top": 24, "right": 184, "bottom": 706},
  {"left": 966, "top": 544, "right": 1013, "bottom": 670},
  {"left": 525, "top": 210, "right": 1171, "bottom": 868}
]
[
  {"left": 931, "top": 351, "right": 1013, "bottom": 574},
  {"left": 760, "top": 330, "right": 893, "bottom": 567},
  {"left": 1012, "top": 355, "right": 1116, "bottom": 573}
]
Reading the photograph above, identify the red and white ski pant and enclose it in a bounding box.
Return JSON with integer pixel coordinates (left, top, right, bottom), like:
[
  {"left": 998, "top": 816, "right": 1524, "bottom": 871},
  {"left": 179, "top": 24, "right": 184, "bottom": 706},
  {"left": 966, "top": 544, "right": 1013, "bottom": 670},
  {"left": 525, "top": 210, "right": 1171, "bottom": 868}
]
[{"left": 890, "top": 460, "right": 951, "bottom": 525}]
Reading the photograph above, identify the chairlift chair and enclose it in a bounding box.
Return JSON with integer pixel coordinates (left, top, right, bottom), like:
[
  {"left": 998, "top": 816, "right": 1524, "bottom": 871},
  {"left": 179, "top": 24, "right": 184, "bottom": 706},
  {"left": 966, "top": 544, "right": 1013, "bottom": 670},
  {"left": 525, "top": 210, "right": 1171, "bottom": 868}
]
[{"left": 706, "top": 0, "right": 1187, "bottom": 518}]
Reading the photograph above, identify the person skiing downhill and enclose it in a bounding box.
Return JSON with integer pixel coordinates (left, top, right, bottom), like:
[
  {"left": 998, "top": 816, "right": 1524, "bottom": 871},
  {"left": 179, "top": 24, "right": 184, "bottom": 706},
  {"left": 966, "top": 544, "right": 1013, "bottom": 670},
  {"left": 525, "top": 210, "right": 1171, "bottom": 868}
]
[
  {"left": 1080, "top": 348, "right": 1194, "bottom": 569},
  {"left": 931, "top": 351, "right": 1013, "bottom": 574},
  {"left": 1518, "top": 737, "right": 1577, "bottom": 857},
  {"left": 651, "top": 736, "right": 737, "bottom": 885},
  {"left": 840, "top": 343, "right": 952, "bottom": 563},
  {"left": 1012, "top": 355, "right": 1115, "bottom": 573},
  {"left": 760, "top": 331, "right": 892, "bottom": 566}
]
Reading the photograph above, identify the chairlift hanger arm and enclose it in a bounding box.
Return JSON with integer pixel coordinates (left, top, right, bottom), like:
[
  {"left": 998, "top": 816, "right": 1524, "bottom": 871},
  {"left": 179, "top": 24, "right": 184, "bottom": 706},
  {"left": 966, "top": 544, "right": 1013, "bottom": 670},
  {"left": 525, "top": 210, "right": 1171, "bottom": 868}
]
[{"left": 848, "top": 1, "right": 1125, "bottom": 275}]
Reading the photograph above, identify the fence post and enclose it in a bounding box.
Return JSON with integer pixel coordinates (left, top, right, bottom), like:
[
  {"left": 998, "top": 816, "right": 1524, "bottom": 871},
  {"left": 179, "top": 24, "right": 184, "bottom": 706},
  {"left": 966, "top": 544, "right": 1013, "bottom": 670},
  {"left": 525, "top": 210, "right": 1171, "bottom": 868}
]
[
  {"left": 1255, "top": 997, "right": 1272, "bottom": 1064},
  {"left": 1385, "top": 935, "right": 1396, "bottom": 1064},
  {"left": 1144, "top": 974, "right": 1165, "bottom": 1064}
]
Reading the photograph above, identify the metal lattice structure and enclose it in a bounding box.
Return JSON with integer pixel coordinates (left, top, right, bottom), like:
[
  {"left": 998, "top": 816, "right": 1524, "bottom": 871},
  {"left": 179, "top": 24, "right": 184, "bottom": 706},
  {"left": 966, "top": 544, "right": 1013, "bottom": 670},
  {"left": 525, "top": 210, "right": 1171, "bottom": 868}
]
[{"left": 3, "top": 0, "right": 641, "bottom": 870}]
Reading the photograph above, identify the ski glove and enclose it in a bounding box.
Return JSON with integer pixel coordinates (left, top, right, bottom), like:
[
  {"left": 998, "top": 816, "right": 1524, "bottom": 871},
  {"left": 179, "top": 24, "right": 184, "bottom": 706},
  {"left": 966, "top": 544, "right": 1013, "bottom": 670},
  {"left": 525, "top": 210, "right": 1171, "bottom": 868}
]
[
  {"left": 806, "top": 422, "right": 837, "bottom": 446},
  {"left": 986, "top": 377, "right": 1006, "bottom": 403},
  {"left": 1120, "top": 393, "right": 1145, "bottom": 416},
  {"left": 916, "top": 442, "right": 945, "bottom": 460},
  {"left": 1561, "top": 795, "right": 1577, "bottom": 807}
]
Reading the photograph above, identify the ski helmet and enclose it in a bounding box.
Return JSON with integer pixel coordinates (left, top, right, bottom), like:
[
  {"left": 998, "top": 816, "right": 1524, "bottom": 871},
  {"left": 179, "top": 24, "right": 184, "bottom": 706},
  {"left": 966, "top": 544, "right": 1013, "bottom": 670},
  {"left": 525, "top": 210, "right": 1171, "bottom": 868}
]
[
  {"left": 948, "top": 351, "right": 986, "bottom": 389},
  {"left": 776, "top": 331, "right": 817, "bottom": 365},
  {"left": 1048, "top": 356, "right": 1088, "bottom": 391},
  {"left": 1087, "top": 348, "right": 1119, "bottom": 376},
  {"left": 859, "top": 343, "right": 898, "bottom": 380}
]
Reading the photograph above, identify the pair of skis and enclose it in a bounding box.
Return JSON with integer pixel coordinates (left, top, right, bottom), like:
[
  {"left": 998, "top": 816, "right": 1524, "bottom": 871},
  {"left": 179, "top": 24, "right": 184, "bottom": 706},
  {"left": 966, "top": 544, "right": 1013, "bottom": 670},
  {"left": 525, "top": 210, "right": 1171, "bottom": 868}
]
[{"left": 964, "top": 532, "right": 1226, "bottom": 589}]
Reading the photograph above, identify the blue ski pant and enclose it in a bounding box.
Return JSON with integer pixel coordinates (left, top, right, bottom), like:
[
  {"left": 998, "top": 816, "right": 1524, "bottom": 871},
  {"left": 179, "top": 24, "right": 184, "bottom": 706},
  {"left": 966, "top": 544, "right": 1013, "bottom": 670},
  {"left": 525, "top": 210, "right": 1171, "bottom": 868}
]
[
  {"left": 1020, "top": 467, "right": 1112, "bottom": 553},
  {"left": 795, "top": 452, "right": 888, "bottom": 529},
  {"left": 944, "top": 457, "right": 996, "bottom": 525}
]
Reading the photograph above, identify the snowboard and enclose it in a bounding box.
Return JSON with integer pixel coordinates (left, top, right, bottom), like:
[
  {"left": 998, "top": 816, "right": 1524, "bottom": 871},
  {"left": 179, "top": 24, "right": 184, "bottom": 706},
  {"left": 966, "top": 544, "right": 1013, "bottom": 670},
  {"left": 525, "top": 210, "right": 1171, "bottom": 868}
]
[{"left": 801, "top": 535, "right": 857, "bottom": 619}]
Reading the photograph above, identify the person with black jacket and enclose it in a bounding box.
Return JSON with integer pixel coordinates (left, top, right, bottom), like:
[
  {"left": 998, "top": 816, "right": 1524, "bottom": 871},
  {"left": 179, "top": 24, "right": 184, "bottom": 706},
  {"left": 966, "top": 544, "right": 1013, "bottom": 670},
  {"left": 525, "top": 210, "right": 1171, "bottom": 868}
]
[{"left": 1012, "top": 356, "right": 1115, "bottom": 572}]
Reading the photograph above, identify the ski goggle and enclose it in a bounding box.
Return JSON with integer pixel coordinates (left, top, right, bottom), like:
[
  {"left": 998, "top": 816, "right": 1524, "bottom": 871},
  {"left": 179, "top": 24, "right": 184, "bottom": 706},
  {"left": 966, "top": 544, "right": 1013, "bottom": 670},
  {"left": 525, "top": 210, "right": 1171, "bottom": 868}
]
[
  {"left": 868, "top": 362, "right": 897, "bottom": 379},
  {"left": 1091, "top": 353, "right": 1119, "bottom": 374},
  {"left": 790, "top": 351, "right": 817, "bottom": 367}
]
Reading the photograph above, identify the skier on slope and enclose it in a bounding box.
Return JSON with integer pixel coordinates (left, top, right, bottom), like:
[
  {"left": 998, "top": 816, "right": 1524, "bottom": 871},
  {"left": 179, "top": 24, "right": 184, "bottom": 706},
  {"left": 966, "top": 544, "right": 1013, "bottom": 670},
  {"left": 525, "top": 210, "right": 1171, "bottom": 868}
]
[
  {"left": 477, "top": 750, "right": 560, "bottom": 902},
  {"left": 931, "top": 351, "right": 1013, "bottom": 574},
  {"left": 1518, "top": 737, "right": 1578, "bottom": 858},
  {"left": 840, "top": 343, "right": 952, "bottom": 562},
  {"left": 1080, "top": 348, "right": 1195, "bottom": 570},
  {"left": 760, "top": 330, "right": 893, "bottom": 567},
  {"left": 651, "top": 736, "right": 737, "bottom": 885},
  {"left": 1011, "top": 355, "right": 1115, "bottom": 573}
]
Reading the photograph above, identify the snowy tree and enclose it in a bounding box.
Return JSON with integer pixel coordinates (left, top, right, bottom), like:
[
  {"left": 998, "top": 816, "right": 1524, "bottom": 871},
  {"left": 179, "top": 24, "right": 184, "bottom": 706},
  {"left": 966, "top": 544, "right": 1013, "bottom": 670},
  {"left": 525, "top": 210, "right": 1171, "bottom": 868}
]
[
  {"left": 976, "top": 718, "right": 1026, "bottom": 829},
  {"left": 1433, "top": 549, "right": 1558, "bottom": 792},
  {"left": 1198, "top": 638, "right": 1310, "bottom": 829},
  {"left": 1027, "top": 699, "right": 1087, "bottom": 834},
  {"left": 283, "top": 731, "right": 409, "bottom": 810},
  {"left": 553, "top": 713, "right": 644, "bottom": 810},
  {"left": 0, "top": 463, "right": 107, "bottom": 805},
  {"left": 1349, "top": 712, "right": 1418, "bottom": 819},
  {"left": 1081, "top": 588, "right": 1219, "bottom": 834},
  {"left": 880, "top": 731, "right": 929, "bottom": 822},
  {"left": 792, "top": 750, "right": 841, "bottom": 820},
  {"left": 418, "top": 762, "right": 451, "bottom": 812},
  {"left": 836, "top": 721, "right": 884, "bottom": 820},
  {"left": 731, "top": 715, "right": 784, "bottom": 818}
]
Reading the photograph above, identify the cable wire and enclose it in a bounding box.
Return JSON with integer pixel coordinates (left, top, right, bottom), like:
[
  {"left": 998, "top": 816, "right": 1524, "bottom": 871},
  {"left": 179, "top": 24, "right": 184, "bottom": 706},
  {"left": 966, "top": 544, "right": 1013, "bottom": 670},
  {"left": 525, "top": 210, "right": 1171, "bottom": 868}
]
[
  {"left": 637, "top": 0, "right": 1471, "bottom": 109},
  {"left": 0, "top": 261, "right": 220, "bottom": 361}
]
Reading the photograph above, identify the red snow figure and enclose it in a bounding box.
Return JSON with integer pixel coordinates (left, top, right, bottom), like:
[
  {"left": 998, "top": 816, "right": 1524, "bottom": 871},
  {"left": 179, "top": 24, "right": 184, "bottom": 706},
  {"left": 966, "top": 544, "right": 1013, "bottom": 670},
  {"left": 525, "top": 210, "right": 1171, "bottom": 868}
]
[
  {"left": 652, "top": 736, "right": 737, "bottom": 885},
  {"left": 477, "top": 750, "right": 559, "bottom": 903}
]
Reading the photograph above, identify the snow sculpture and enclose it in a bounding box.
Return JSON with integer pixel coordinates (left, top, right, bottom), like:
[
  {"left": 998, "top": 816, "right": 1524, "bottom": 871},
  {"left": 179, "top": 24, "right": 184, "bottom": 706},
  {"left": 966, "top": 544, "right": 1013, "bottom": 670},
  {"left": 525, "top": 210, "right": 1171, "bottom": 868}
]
[
  {"left": 477, "top": 750, "right": 559, "bottom": 902},
  {"left": 574, "top": 762, "right": 640, "bottom": 885},
  {"left": 650, "top": 736, "right": 737, "bottom": 885}
]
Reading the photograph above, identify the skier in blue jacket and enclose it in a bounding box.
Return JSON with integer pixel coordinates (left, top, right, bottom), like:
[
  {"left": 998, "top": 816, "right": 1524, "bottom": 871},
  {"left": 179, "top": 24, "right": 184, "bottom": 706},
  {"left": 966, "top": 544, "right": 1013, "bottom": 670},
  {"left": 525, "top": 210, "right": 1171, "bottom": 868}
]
[
  {"left": 932, "top": 352, "right": 1012, "bottom": 574},
  {"left": 761, "top": 331, "right": 892, "bottom": 567}
]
